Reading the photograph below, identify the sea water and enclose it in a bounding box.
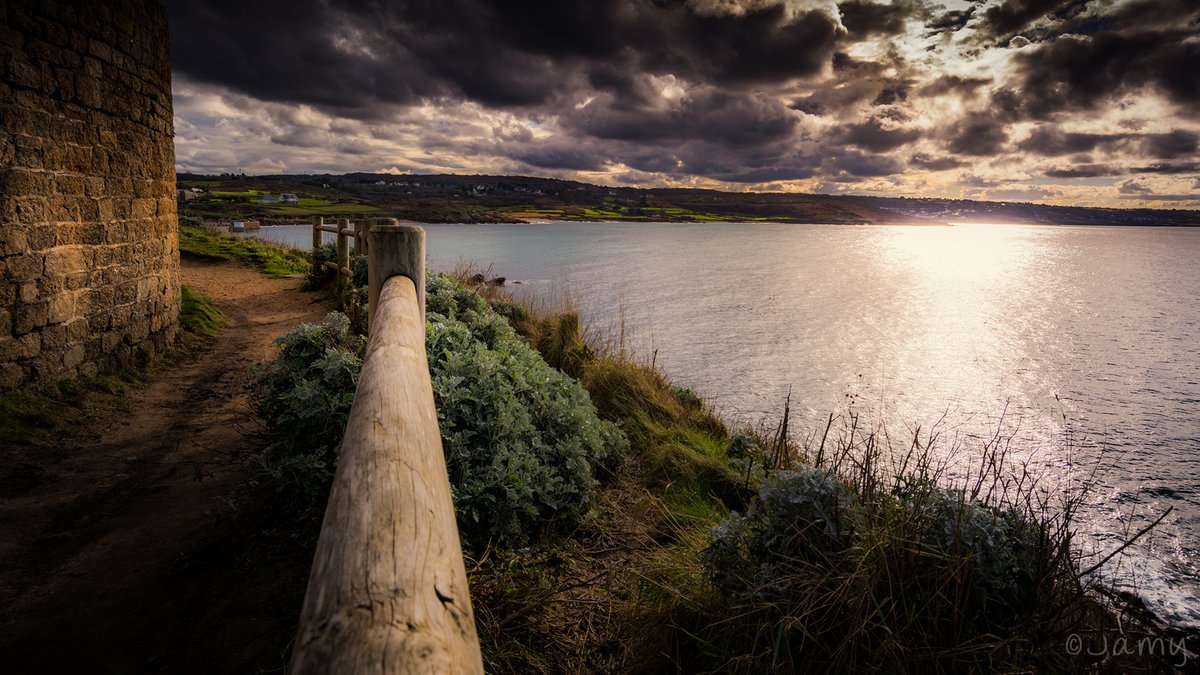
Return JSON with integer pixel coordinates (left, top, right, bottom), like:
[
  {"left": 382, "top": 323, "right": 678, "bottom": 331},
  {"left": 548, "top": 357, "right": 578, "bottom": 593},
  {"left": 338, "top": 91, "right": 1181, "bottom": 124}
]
[{"left": 241, "top": 220, "right": 1200, "bottom": 627}]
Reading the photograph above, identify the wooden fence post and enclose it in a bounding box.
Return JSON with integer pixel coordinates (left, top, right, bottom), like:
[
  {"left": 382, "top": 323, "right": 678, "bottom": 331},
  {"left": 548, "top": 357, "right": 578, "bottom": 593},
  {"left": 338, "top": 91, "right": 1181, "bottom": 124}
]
[
  {"left": 354, "top": 219, "right": 368, "bottom": 257},
  {"left": 336, "top": 217, "right": 351, "bottom": 301},
  {"left": 368, "top": 220, "right": 425, "bottom": 331},
  {"left": 312, "top": 215, "right": 323, "bottom": 251}
]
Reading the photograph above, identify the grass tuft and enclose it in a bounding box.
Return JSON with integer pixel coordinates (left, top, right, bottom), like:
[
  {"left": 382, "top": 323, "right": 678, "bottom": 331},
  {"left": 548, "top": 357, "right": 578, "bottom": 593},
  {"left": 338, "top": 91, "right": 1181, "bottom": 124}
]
[
  {"left": 179, "top": 224, "right": 310, "bottom": 277},
  {"left": 180, "top": 285, "right": 227, "bottom": 337}
]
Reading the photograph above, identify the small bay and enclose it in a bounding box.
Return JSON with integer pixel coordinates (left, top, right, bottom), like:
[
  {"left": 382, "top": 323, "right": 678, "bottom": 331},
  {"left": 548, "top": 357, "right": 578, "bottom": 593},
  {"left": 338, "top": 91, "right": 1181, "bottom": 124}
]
[{"left": 242, "top": 220, "right": 1200, "bottom": 627}]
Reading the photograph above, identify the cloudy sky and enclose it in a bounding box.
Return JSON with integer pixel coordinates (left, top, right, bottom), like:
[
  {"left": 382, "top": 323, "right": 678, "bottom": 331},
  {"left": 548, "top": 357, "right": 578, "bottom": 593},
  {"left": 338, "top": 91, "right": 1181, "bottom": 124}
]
[{"left": 164, "top": 0, "right": 1199, "bottom": 207}]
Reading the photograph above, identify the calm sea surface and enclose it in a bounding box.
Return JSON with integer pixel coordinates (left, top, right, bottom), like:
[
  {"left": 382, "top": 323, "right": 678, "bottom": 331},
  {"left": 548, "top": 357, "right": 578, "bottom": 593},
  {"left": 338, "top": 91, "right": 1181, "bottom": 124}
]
[{"left": 243, "top": 221, "right": 1200, "bottom": 627}]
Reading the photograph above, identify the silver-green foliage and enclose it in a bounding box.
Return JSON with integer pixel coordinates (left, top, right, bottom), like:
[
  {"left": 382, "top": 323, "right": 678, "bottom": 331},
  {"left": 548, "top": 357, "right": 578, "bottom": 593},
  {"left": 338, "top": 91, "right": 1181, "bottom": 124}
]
[
  {"left": 251, "top": 275, "right": 626, "bottom": 546},
  {"left": 704, "top": 466, "right": 863, "bottom": 600},
  {"left": 905, "top": 481, "right": 1047, "bottom": 605},
  {"left": 704, "top": 467, "right": 1048, "bottom": 612},
  {"left": 425, "top": 273, "right": 628, "bottom": 547},
  {"left": 251, "top": 312, "right": 365, "bottom": 518}
]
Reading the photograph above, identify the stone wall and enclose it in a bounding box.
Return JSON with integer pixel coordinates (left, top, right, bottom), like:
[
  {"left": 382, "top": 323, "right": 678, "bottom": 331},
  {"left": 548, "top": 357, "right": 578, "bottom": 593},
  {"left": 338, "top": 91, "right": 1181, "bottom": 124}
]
[{"left": 0, "top": 0, "right": 179, "bottom": 388}]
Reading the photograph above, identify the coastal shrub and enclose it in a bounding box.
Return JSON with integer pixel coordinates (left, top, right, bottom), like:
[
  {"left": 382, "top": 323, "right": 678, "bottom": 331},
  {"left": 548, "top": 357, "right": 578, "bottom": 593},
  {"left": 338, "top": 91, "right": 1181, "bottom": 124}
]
[
  {"left": 302, "top": 242, "right": 337, "bottom": 290},
  {"left": 426, "top": 273, "right": 628, "bottom": 548},
  {"left": 704, "top": 467, "right": 863, "bottom": 600},
  {"left": 249, "top": 275, "right": 626, "bottom": 547},
  {"left": 249, "top": 312, "right": 364, "bottom": 520},
  {"left": 696, "top": 447, "right": 1069, "bottom": 672},
  {"left": 902, "top": 480, "right": 1049, "bottom": 612}
]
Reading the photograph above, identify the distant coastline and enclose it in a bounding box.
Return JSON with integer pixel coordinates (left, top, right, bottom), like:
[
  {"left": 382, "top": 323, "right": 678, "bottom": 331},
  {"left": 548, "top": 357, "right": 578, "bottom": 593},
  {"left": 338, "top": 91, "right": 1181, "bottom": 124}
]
[{"left": 177, "top": 172, "right": 1200, "bottom": 228}]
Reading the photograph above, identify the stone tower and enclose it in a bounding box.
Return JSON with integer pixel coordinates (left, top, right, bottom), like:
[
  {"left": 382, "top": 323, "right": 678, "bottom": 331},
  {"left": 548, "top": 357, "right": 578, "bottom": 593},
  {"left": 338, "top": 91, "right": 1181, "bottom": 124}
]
[{"left": 0, "top": 0, "right": 180, "bottom": 388}]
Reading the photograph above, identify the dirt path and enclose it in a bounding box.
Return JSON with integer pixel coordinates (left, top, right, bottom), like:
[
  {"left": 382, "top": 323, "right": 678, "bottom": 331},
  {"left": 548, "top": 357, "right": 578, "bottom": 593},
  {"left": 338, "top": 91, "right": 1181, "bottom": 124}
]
[{"left": 0, "top": 257, "right": 329, "bottom": 674}]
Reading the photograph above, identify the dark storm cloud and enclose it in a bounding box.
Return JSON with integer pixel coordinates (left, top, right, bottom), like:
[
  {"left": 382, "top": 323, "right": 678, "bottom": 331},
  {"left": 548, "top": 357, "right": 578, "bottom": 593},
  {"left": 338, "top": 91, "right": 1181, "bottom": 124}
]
[
  {"left": 1017, "top": 126, "right": 1125, "bottom": 156},
  {"left": 513, "top": 142, "right": 611, "bottom": 172},
  {"left": 925, "top": 7, "right": 975, "bottom": 35},
  {"left": 974, "top": 0, "right": 1086, "bottom": 40},
  {"left": 1018, "top": 127, "right": 1197, "bottom": 160},
  {"left": 567, "top": 90, "right": 800, "bottom": 147},
  {"left": 871, "top": 85, "right": 910, "bottom": 106},
  {"left": 1143, "top": 131, "right": 1200, "bottom": 159},
  {"left": 825, "top": 151, "right": 905, "bottom": 178},
  {"left": 1118, "top": 193, "right": 1200, "bottom": 201},
  {"left": 720, "top": 166, "right": 817, "bottom": 183},
  {"left": 945, "top": 113, "right": 1009, "bottom": 156},
  {"left": 838, "top": 0, "right": 922, "bottom": 39},
  {"left": 792, "top": 51, "right": 917, "bottom": 116},
  {"left": 833, "top": 118, "right": 921, "bottom": 152},
  {"left": 917, "top": 74, "right": 992, "bottom": 97},
  {"left": 1002, "top": 0, "right": 1200, "bottom": 120},
  {"left": 166, "top": 0, "right": 1200, "bottom": 197},
  {"left": 1129, "top": 162, "right": 1200, "bottom": 175},
  {"left": 1044, "top": 165, "right": 1121, "bottom": 178},
  {"left": 166, "top": 0, "right": 845, "bottom": 114},
  {"left": 909, "top": 153, "right": 963, "bottom": 171},
  {"left": 165, "top": 2, "right": 437, "bottom": 113},
  {"left": 1118, "top": 178, "right": 1151, "bottom": 194}
]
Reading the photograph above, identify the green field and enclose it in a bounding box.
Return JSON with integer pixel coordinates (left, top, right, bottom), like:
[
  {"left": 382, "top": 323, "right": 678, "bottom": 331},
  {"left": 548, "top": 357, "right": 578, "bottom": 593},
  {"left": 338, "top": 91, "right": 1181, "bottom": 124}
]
[{"left": 267, "top": 203, "right": 379, "bottom": 215}]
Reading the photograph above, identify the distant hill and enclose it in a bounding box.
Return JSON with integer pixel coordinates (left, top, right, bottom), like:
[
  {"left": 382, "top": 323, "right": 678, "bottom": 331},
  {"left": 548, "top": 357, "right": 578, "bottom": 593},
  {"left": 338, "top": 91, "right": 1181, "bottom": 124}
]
[
  {"left": 851, "top": 195, "right": 1200, "bottom": 226},
  {"left": 177, "top": 172, "right": 1200, "bottom": 226}
]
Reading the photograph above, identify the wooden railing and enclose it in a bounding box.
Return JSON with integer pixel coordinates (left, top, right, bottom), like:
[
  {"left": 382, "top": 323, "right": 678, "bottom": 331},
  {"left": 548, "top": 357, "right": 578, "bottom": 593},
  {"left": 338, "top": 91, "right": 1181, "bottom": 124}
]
[
  {"left": 291, "top": 220, "right": 484, "bottom": 674},
  {"left": 312, "top": 216, "right": 358, "bottom": 299}
]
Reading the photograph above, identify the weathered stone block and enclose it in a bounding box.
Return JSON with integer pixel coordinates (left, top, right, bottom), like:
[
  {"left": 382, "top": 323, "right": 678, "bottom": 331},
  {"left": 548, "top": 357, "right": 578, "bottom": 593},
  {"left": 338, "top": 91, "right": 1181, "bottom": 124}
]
[
  {"left": 0, "top": 226, "right": 29, "bottom": 255},
  {"left": 40, "top": 322, "right": 69, "bottom": 349},
  {"left": 43, "top": 245, "right": 86, "bottom": 275},
  {"left": 0, "top": 363, "right": 26, "bottom": 388},
  {"left": 63, "top": 343, "right": 85, "bottom": 368},
  {"left": 28, "top": 224, "right": 57, "bottom": 250},
  {"left": 87, "top": 310, "right": 107, "bottom": 332},
  {"left": 30, "top": 352, "right": 68, "bottom": 381},
  {"left": 16, "top": 196, "right": 48, "bottom": 225},
  {"left": 46, "top": 290, "right": 75, "bottom": 324},
  {"left": 84, "top": 176, "right": 105, "bottom": 196},
  {"left": 14, "top": 300, "right": 48, "bottom": 333},
  {"left": 18, "top": 280, "right": 37, "bottom": 303},
  {"left": 55, "top": 173, "right": 86, "bottom": 195},
  {"left": 0, "top": 333, "right": 40, "bottom": 361},
  {"left": 87, "top": 38, "right": 112, "bottom": 63},
  {"left": 0, "top": 167, "right": 51, "bottom": 194},
  {"left": 6, "top": 252, "right": 42, "bottom": 278},
  {"left": 131, "top": 197, "right": 156, "bottom": 219}
]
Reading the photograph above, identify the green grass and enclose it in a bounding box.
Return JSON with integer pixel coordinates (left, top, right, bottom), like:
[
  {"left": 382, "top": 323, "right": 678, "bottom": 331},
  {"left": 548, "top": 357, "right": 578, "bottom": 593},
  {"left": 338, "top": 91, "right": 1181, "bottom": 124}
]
[
  {"left": 179, "top": 225, "right": 310, "bottom": 277},
  {"left": 210, "top": 190, "right": 266, "bottom": 199},
  {"left": 266, "top": 203, "right": 380, "bottom": 215},
  {"left": 0, "top": 372, "right": 140, "bottom": 453},
  {"left": 178, "top": 180, "right": 221, "bottom": 189},
  {"left": 180, "top": 285, "right": 227, "bottom": 336}
]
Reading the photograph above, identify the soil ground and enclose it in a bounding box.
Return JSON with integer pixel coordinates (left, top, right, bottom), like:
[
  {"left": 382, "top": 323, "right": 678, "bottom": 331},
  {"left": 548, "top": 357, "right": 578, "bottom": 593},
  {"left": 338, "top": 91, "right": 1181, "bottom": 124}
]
[{"left": 0, "top": 256, "right": 330, "bottom": 674}]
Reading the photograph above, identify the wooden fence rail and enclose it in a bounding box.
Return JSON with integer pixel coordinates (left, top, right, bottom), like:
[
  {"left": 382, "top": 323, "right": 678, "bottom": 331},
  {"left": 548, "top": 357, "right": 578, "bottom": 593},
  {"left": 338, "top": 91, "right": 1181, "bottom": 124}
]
[
  {"left": 291, "top": 220, "right": 484, "bottom": 674},
  {"left": 312, "top": 216, "right": 376, "bottom": 301}
]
